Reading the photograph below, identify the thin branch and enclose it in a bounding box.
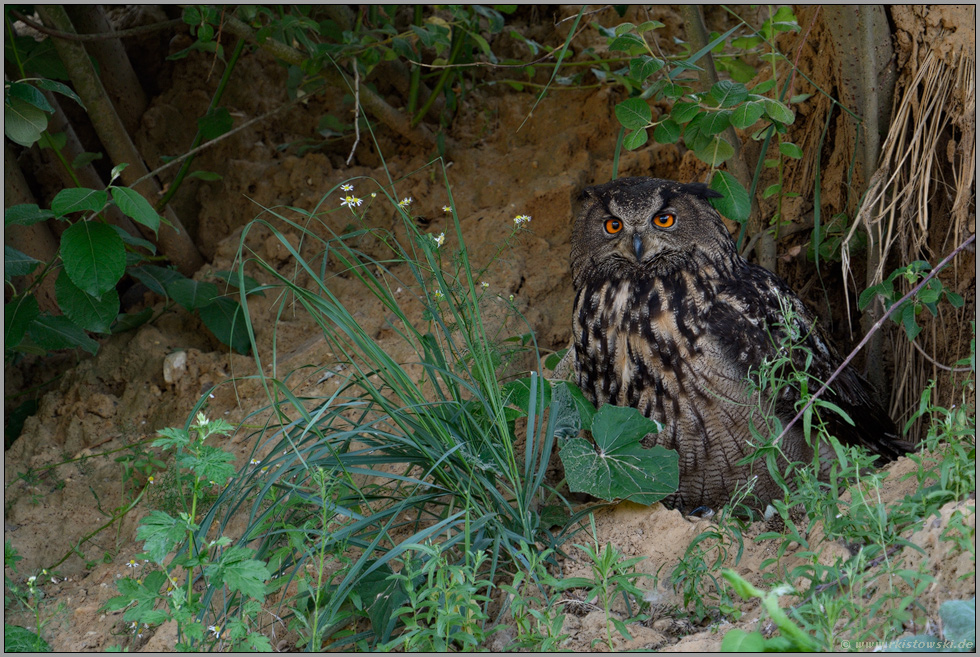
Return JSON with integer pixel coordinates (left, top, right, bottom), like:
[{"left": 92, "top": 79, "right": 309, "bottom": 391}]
[
  {"left": 130, "top": 95, "right": 307, "bottom": 190},
  {"left": 774, "top": 232, "right": 977, "bottom": 445},
  {"left": 10, "top": 9, "right": 181, "bottom": 42},
  {"left": 909, "top": 337, "right": 974, "bottom": 373},
  {"left": 346, "top": 64, "right": 361, "bottom": 165}
]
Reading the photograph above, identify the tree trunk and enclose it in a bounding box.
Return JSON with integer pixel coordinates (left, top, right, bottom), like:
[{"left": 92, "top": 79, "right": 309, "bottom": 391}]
[
  {"left": 35, "top": 5, "right": 205, "bottom": 276},
  {"left": 5, "top": 144, "right": 60, "bottom": 313},
  {"left": 64, "top": 4, "right": 148, "bottom": 135}
]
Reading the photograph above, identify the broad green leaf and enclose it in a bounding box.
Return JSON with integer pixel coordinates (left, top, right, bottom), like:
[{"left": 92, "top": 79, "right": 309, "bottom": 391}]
[
  {"left": 212, "top": 270, "right": 265, "bottom": 296},
  {"left": 5, "top": 95, "right": 49, "bottom": 147},
  {"left": 709, "top": 80, "right": 748, "bottom": 108},
  {"left": 710, "top": 171, "right": 750, "bottom": 224},
  {"left": 614, "top": 97, "right": 652, "bottom": 131},
  {"left": 112, "top": 307, "right": 154, "bottom": 334},
  {"left": 7, "top": 81, "right": 54, "bottom": 112},
  {"left": 653, "top": 119, "right": 680, "bottom": 144},
  {"left": 197, "top": 107, "right": 233, "bottom": 141},
  {"left": 939, "top": 599, "right": 975, "bottom": 647},
  {"left": 104, "top": 570, "right": 168, "bottom": 623},
  {"left": 720, "top": 628, "right": 766, "bottom": 652},
  {"left": 187, "top": 170, "right": 222, "bottom": 181},
  {"left": 701, "top": 110, "right": 731, "bottom": 136},
  {"left": 35, "top": 78, "right": 85, "bottom": 108},
  {"left": 670, "top": 101, "right": 701, "bottom": 124},
  {"left": 559, "top": 404, "right": 678, "bottom": 505},
  {"left": 695, "top": 137, "right": 735, "bottom": 166},
  {"left": 762, "top": 183, "right": 782, "bottom": 199},
  {"left": 4, "top": 246, "right": 41, "bottom": 279},
  {"left": 5, "top": 204, "right": 55, "bottom": 226},
  {"left": 503, "top": 376, "right": 552, "bottom": 415},
  {"left": 5, "top": 294, "right": 39, "bottom": 348},
  {"left": 71, "top": 151, "right": 102, "bottom": 169},
  {"left": 622, "top": 128, "right": 649, "bottom": 150},
  {"left": 166, "top": 279, "right": 218, "bottom": 311},
  {"left": 550, "top": 381, "right": 595, "bottom": 439},
  {"left": 4, "top": 625, "right": 52, "bottom": 652},
  {"left": 764, "top": 98, "right": 795, "bottom": 125},
  {"left": 60, "top": 220, "right": 125, "bottom": 297},
  {"left": 607, "top": 33, "right": 646, "bottom": 54},
  {"left": 731, "top": 101, "right": 765, "bottom": 129},
  {"left": 51, "top": 187, "right": 108, "bottom": 217},
  {"left": 129, "top": 265, "right": 184, "bottom": 296},
  {"left": 110, "top": 187, "right": 161, "bottom": 234},
  {"left": 779, "top": 141, "right": 803, "bottom": 159},
  {"left": 357, "top": 562, "right": 408, "bottom": 643},
  {"left": 55, "top": 270, "right": 119, "bottom": 334},
  {"left": 27, "top": 314, "right": 99, "bottom": 354},
  {"left": 111, "top": 224, "right": 157, "bottom": 254},
  {"left": 136, "top": 510, "right": 193, "bottom": 564},
  {"left": 177, "top": 443, "right": 236, "bottom": 484},
  {"left": 197, "top": 297, "right": 251, "bottom": 354},
  {"left": 628, "top": 55, "right": 663, "bottom": 81},
  {"left": 751, "top": 78, "right": 777, "bottom": 94},
  {"left": 203, "top": 545, "right": 271, "bottom": 600}
]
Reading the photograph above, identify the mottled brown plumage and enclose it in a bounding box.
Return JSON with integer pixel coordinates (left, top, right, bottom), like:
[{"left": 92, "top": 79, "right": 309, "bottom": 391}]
[{"left": 570, "top": 177, "right": 908, "bottom": 512}]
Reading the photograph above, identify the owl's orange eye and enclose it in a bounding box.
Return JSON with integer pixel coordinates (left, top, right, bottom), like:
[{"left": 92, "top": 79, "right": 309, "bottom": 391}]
[
  {"left": 604, "top": 218, "right": 623, "bottom": 234},
  {"left": 653, "top": 212, "right": 676, "bottom": 228}
]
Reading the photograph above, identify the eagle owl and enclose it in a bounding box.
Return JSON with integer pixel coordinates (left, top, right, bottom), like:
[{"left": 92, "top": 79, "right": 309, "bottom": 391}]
[{"left": 570, "top": 177, "right": 909, "bottom": 512}]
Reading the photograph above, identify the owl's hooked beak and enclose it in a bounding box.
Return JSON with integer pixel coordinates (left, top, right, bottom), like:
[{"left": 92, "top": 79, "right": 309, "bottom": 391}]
[{"left": 632, "top": 233, "right": 644, "bottom": 261}]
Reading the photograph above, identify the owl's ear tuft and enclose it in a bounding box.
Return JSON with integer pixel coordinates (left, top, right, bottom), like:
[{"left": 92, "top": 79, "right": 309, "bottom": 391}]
[
  {"left": 578, "top": 186, "right": 600, "bottom": 202},
  {"left": 679, "top": 182, "right": 723, "bottom": 200}
]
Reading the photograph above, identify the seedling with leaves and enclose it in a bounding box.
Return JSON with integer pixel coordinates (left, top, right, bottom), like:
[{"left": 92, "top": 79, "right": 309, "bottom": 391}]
[
  {"left": 105, "top": 413, "right": 272, "bottom": 651},
  {"left": 859, "top": 260, "right": 966, "bottom": 341}
]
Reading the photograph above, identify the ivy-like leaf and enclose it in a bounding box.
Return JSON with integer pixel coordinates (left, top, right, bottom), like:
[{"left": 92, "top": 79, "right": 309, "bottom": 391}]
[
  {"left": 559, "top": 404, "right": 678, "bottom": 505},
  {"left": 60, "top": 220, "right": 126, "bottom": 297}
]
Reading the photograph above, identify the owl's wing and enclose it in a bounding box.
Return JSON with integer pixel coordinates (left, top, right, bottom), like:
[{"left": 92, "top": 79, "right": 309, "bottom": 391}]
[{"left": 712, "top": 263, "right": 911, "bottom": 462}]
